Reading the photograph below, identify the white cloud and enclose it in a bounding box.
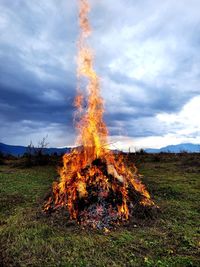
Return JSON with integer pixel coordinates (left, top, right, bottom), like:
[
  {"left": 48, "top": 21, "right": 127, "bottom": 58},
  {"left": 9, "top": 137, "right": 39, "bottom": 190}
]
[
  {"left": 157, "top": 95, "right": 200, "bottom": 136},
  {"left": 110, "top": 96, "right": 200, "bottom": 150}
]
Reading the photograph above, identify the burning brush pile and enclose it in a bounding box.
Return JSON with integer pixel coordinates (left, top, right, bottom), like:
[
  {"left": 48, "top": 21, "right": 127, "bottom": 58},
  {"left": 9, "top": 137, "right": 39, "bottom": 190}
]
[{"left": 43, "top": 0, "right": 157, "bottom": 229}]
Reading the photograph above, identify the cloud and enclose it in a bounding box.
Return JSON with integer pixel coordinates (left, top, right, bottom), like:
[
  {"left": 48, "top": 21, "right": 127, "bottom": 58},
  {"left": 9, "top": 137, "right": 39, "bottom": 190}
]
[
  {"left": 0, "top": 120, "right": 75, "bottom": 147},
  {"left": 0, "top": 0, "right": 200, "bottom": 147},
  {"left": 157, "top": 95, "right": 200, "bottom": 137},
  {"left": 110, "top": 95, "right": 200, "bottom": 151}
]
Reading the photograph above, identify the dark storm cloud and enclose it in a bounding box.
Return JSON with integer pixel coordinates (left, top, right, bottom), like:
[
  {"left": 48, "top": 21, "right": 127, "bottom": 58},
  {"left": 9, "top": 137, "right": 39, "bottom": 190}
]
[
  {"left": 0, "top": 0, "right": 79, "bottom": 145},
  {"left": 0, "top": 43, "right": 76, "bottom": 125},
  {"left": 0, "top": 0, "right": 200, "bottom": 147},
  {"left": 0, "top": 83, "right": 74, "bottom": 124}
]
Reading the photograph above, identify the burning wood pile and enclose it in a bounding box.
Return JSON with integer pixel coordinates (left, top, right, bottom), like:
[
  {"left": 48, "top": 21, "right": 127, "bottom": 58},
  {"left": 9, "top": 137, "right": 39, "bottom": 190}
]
[{"left": 43, "top": 0, "right": 157, "bottom": 229}]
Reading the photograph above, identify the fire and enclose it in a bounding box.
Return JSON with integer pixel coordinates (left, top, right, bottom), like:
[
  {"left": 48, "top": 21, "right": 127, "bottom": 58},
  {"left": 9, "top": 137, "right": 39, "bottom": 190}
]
[{"left": 44, "top": 0, "right": 156, "bottom": 228}]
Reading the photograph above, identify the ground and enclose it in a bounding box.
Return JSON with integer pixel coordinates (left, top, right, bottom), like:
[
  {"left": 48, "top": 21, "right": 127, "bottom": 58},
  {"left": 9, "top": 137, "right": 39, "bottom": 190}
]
[{"left": 0, "top": 153, "right": 199, "bottom": 267}]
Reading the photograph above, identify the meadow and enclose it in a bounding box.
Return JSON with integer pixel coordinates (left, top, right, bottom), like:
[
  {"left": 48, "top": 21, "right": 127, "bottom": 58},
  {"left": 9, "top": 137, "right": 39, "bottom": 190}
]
[{"left": 0, "top": 153, "right": 199, "bottom": 266}]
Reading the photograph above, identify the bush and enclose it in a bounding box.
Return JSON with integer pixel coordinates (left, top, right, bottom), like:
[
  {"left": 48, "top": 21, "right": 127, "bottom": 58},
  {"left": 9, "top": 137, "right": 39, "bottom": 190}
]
[
  {"left": 22, "top": 137, "right": 50, "bottom": 167},
  {"left": 135, "top": 148, "right": 147, "bottom": 155},
  {"left": 0, "top": 151, "right": 4, "bottom": 165}
]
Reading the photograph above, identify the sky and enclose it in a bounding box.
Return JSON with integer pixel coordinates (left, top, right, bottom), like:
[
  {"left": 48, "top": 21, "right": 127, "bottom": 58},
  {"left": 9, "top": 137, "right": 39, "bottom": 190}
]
[{"left": 0, "top": 0, "right": 200, "bottom": 150}]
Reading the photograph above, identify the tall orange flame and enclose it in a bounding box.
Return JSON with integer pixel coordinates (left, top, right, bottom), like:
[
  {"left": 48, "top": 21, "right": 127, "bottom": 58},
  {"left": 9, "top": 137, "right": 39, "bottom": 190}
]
[
  {"left": 75, "top": 0, "right": 108, "bottom": 160},
  {"left": 44, "top": 0, "right": 155, "bottom": 227}
]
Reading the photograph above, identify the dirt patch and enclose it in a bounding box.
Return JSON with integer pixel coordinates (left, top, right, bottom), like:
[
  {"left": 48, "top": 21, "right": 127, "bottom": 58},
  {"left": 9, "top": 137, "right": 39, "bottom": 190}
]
[{"left": 36, "top": 203, "right": 159, "bottom": 233}]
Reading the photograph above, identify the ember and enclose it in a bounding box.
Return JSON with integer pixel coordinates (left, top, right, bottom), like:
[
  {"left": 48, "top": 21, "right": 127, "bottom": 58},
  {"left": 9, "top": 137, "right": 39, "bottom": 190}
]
[{"left": 44, "top": 0, "right": 157, "bottom": 229}]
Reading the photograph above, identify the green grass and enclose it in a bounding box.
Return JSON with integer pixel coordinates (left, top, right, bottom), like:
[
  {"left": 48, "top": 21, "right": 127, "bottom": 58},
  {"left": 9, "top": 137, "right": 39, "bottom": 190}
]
[{"left": 0, "top": 154, "right": 199, "bottom": 266}]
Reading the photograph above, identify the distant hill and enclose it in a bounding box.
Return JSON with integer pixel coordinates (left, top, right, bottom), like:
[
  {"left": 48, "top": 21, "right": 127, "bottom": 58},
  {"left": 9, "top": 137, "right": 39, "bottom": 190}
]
[
  {"left": 0, "top": 143, "right": 71, "bottom": 157},
  {"left": 1, "top": 142, "right": 200, "bottom": 156},
  {"left": 145, "top": 143, "right": 200, "bottom": 153}
]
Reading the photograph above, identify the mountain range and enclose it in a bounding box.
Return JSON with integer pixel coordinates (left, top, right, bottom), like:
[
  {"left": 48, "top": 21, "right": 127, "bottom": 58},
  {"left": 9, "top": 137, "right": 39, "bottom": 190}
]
[
  {"left": 0, "top": 142, "right": 200, "bottom": 156},
  {"left": 145, "top": 143, "right": 200, "bottom": 153},
  {"left": 0, "top": 142, "right": 71, "bottom": 156}
]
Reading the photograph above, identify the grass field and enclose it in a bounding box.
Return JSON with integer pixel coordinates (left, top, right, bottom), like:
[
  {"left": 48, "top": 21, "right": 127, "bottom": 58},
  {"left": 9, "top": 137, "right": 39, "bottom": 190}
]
[{"left": 0, "top": 154, "right": 199, "bottom": 267}]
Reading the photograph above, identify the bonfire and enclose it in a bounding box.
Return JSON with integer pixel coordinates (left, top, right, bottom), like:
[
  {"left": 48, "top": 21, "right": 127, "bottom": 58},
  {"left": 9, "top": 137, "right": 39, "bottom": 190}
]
[{"left": 44, "top": 0, "right": 157, "bottom": 229}]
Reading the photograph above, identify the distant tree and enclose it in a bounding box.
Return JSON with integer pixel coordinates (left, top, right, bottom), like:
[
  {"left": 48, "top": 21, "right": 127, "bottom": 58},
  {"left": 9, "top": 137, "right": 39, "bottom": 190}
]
[
  {"left": 0, "top": 151, "right": 5, "bottom": 165},
  {"left": 23, "top": 136, "right": 50, "bottom": 167},
  {"left": 23, "top": 141, "right": 34, "bottom": 167},
  {"left": 36, "top": 135, "right": 49, "bottom": 155},
  {"left": 34, "top": 135, "right": 49, "bottom": 165},
  {"left": 26, "top": 141, "right": 35, "bottom": 155},
  {"left": 180, "top": 149, "right": 188, "bottom": 155},
  {"left": 135, "top": 148, "right": 147, "bottom": 155}
]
